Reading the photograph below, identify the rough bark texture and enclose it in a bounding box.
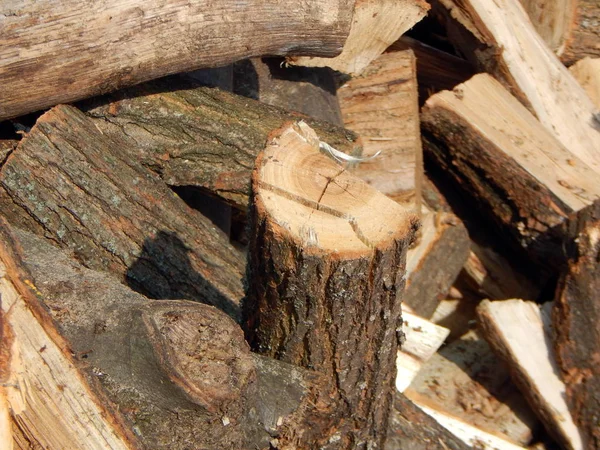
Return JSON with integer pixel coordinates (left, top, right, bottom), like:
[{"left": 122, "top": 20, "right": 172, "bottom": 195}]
[
  {"left": 84, "top": 78, "right": 360, "bottom": 210},
  {"left": 0, "top": 140, "right": 17, "bottom": 165},
  {"left": 421, "top": 74, "right": 600, "bottom": 272},
  {"left": 243, "top": 123, "right": 417, "bottom": 449},
  {"left": 0, "top": 0, "right": 356, "bottom": 121},
  {"left": 233, "top": 58, "right": 344, "bottom": 126},
  {"left": 561, "top": 0, "right": 600, "bottom": 66},
  {"left": 553, "top": 201, "right": 600, "bottom": 449},
  {"left": 0, "top": 104, "right": 245, "bottom": 320},
  {"left": 0, "top": 220, "right": 333, "bottom": 449}
]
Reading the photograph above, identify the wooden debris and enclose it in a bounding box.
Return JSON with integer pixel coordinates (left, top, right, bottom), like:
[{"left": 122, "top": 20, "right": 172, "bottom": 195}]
[
  {"left": 0, "top": 0, "right": 356, "bottom": 121},
  {"left": 0, "top": 105, "right": 245, "bottom": 319},
  {"left": 243, "top": 121, "right": 417, "bottom": 447},
  {"left": 0, "top": 140, "right": 17, "bottom": 165},
  {"left": 517, "top": 0, "right": 576, "bottom": 56},
  {"left": 84, "top": 78, "right": 360, "bottom": 210},
  {"left": 422, "top": 74, "right": 600, "bottom": 270},
  {"left": 396, "top": 310, "right": 450, "bottom": 393},
  {"left": 569, "top": 57, "right": 600, "bottom": 108},
  {"left": 432, "top": 0, "right": 600, "bottom": 172},
  {"left": 553, "top": 201, "right": 600, "bottom": 449},
  {"left": 560, "top": 0, "right": 600, "bottom": 66},
  {"left": 405, "top": 330, "right": 538, "bottom": 446},
  {"left": 288, "top": 0, "right": 429, "bottom": 76},
  {"left": 477, "top": 300, "right": 584, "bottom": 450}
]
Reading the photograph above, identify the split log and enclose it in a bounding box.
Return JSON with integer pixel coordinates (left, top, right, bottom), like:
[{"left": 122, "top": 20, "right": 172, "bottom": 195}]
[
  {"left": 0, "top": 104, "right": 245, "bottom": 320},
  {"left": 233, "top": 58, "right": 344, "bottom": 125},
  {"left": 0, "top": 0, "right": 356, "bottom": 121},
  {"left": 84, "top": 78, "right": 360, "bottom": 211},
  {"left": 421, "top": 73, "right": 600, "bottom": 271},
  {"left": 431, "top": 0, "right": 600, "bottom": 172},
  {"left": 477, "top": 300, "right": 584, "bottom": 450},
  {"left": 288, "top": 0, "right": 429, "bottom": 76},
  {"left": 405, "top": 330, "right": 538, "bottom": 446},
  {"left": 243, "top": 121, "right": 418, "bottom": 448},
  {"left": 0, "top": 220, "right": 336, "bottom": 449},
  {"left": 553, "top": 201, "right": 600, "bottom": 449},
  {"left": 560, "top": 0, "right": 600, "bottom": 66},
  {"left": 336, "top": 49, "right": 470, "bottom": 318},
  {"left": 569, "top": 57, "right": 600, "bottom": 108},
  {"left": 517, "top": 0, "right": 576, "bottom": 56}
]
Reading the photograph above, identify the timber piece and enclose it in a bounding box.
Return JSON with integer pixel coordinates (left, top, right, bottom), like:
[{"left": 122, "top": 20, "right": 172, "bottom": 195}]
[
  {"left": 0, "top": 104, "right": 245, "bottom": 320},
  {"left": 243, "top": 121, "right": 418, "bottom": 448},
  {"left": 0, "top": 140, "right": 17, "bottom": 165},
  {"left": 560, "top": 0, "right": 600, "bottom": 66},
  {"left": 477, "top": 300, "right": 584, "bottom": 450},
  {"left": 431, "top": 0, "right": 600, "bottom": 171},
  {"left": 553, "top": 201, "right": 600, "bottom": 449},
  {"left": 385, "top": 394, "right": 471, "bottom": 450},
  {"left": 338, "top": 49, "right": 422, "bottom": 209},
  {"left": 84, "top": 79, "right": 360, "bottom": 211},
  {"left": 405, "top": 330, "right": 538, "bottom": 447},
  {"left": 0, "top": 0, "right": 356, "bottom": 121},
  {"left": 421, "top": 73, "right": 600, "bottom": 271},
  {"left": 388, "top": 37, "right": 476, "bottom": 103},
  {"left": 287, "top": 0, "right": 429, "bottom": 76},
  {"left": 569, "top": 57, "right": 600, "bottom": 108},
  {"left": 395, "top": 309, "right": 450, "bottom": 393},
  {"left": 0, "top": 221, "right": 334, "bottom": 449},
  {"left": 233, "top": 58, "right": 344, "bottom": 126}
]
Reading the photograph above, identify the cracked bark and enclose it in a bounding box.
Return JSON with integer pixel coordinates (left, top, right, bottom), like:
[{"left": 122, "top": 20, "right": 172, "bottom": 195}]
[{"left": 243, "top": 122, "right": 418, "bottom": 449}]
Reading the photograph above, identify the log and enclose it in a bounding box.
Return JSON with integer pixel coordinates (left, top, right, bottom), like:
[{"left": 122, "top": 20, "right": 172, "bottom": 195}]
[
  {"left": 517, "top": 0, "right": 576, "bottom": 56},
  {"left": 569, "top": 57, "right": 600, "bottom": 108},
  {"left": 405, "top": 330, "right": 538, "bottom": 446},
  {"left": 0, "top": 220, "right": 335, "bottom": 449},
  {"left": 560, "top": 0, "right": 600, "bottom": 66},
  {"left": 0, "top": 140, "right": 16, "bottom": 165},
  {"left": 233, "top": 58, "right": 344, "bottom": 126},
  {"left": 84, "top": 78, "right": 360, "bottom": 211},
  {"left": 477, "top": 300, "right": 584, "bottom": 450},
  {"left": 431, "top": 0, "right": 600, "bottom": 172},
  {"left": 288, "top": 0, "right": 429, "bottom": 76},
  {"left": 243, "top": 121, "right": 418, "bottom": 447},
  {"left": 553, "top": 200, "right": 600, "bottom": 449},
  {"left": 421, "top": 73, "right": 600, "bottom": 271},
  {"left": 0, "top": 104, "right": 245, "bottom": 320},
  {"left": 0, "top": 0, "right": 356, "bottom": 121}
]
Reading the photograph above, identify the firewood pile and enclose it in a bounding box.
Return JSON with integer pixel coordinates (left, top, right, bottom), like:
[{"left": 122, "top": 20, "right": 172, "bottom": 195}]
[{"left": 1, "top": 0, "right": 599, "bottom": 449}]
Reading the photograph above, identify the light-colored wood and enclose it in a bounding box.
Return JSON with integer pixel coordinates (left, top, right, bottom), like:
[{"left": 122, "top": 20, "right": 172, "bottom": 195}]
[
  {"left": 569, "top": 57, "right": 600, "bottom": 108},
  {"left": 406, "top": 330, "right": 537, "bottom": 446},
  {"left": 477, "top": 300, "right": 584, "bottom": 450},
  {"left": 437, "top": 0, "right": 600, "bottom": 173},
  {"left": 0, "top": 262, "right": 131, "bottom": 450},
  {"left": 338, "top": 50, "right": 422, "bottom": 209},
  {"left": 517, "top": 0, "right": 576, "bottom": 56},
  {"left": 396, "top": 311, "right": 449, "bottom": 393},
  {"left": 288, "top": 0, "right": 429, "bottom": 75},
  {"left": 0, "top": 0, "right": 355, "bottom": 121}
]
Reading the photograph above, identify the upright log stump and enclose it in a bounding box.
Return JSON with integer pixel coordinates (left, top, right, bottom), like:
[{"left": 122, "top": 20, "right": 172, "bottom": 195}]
[{"left": 243, "top": 122, "right": 418, "bottom": 448}]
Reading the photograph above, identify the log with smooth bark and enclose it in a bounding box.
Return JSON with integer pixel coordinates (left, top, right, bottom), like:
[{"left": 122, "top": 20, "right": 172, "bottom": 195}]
[
  {"left": 84, "top": 78, "right": 360, "bottom": 211},
  {"left": 431, "top": 0, "right": 600, "bottom": 173},
  {"left": 243, "top": 121, "right": 418, "bottom": 448},
  {"left": 553, "top": 201, "right": 600, "bottom": 449},
  {"left": 421, "top": 74, "right": 600, "bottom": 270},
  {"left": 0, "top": 220, "right": 335, "bottom": 449},
  {"left": 0, "top": 104, "right": 245, "bottom": 319},
  {"left": 0, "top": 0, "right": 356, "bottom": 121},
  {"left": 288, "top": 0, "right": 429, "bottom": 75}
]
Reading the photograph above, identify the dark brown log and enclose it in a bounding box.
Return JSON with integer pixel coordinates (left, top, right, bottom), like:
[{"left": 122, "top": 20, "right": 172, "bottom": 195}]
[
  {"left": 233, "top": 58, "right": 344, "bottom": 125},
  {"left": 84, "top": 78, "right": 360, "bottom": 211},
  {"left": 0, "top": 140, "right": 17, "bottom": 165},
  {"left": 0, "top": 104, "right": 245, "bottom": 319},
  {"left": 0, "top": 0, "right": 356, "bottom": 121},
  {"left": 553, "top": 200, "right": 600, "bottom": 449},
  {"left": 243, "top": 122, "right": 418, "bottom": 448},
  {"left": 421, "top": 74, "right": 600, "bottom": 272},
  {"left": 0, "top": 219, "right": 335, "bottom": 449}
]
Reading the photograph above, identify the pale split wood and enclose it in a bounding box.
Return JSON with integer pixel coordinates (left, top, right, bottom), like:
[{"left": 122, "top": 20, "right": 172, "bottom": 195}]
[
  {"left": 569, "top": 57, "right": 600, "bottom": 109},
  {"left": 287, "top": 0, "right": 429, "bottom": 75},
  {"left": 477, "top": 300, "right": 584, "bottom": 450},
  {"left": 437, "top": 0, "right": 600, "bottom": 173},
  {"left": 0, "top": 262, "right": 131, "bottom": 450}
]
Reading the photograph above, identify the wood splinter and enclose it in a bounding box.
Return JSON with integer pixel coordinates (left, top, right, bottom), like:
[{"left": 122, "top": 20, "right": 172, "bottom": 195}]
[{"left": 243, "top": 121, "right": 418, "bottom": 448}]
